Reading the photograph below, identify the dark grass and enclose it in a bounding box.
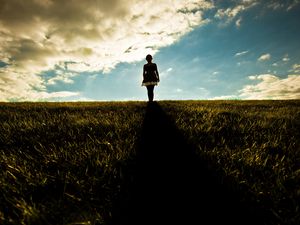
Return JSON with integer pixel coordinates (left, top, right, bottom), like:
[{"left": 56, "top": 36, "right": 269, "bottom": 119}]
[
  {"left": 112, "top": 102, "right": 272, "bottom": 225},
  {"left": 0, "top": 102, "right": 145, "bottom": 224},
  {"left": 0, "top": 100, "right": 299, "bottom": 225},
  {"left": 159, "top": 100, "right": 300, "bottom": 225}
]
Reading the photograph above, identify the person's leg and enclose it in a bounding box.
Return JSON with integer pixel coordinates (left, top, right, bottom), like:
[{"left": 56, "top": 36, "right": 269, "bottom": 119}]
[
  {"left": 146, "top": 85, "right": 154, "bottom": 102},
  {"left": 149, "top": 85, "right": 154, "bottom": 101}
]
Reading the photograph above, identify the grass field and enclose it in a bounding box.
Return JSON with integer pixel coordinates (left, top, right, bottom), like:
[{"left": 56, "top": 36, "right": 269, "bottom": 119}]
[{"left": 0, "top": 100, "right": 299, "bottom": 225}]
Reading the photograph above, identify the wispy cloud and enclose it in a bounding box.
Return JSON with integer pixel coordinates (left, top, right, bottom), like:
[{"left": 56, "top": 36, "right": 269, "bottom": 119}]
[
  {"left": 0, "top": 68, "right": 80, "bottom": 102},
  {"left": 290, "top": 64, "right": 300, "bottom": 73},
  {"left": 239, "top": 74, "right": 300, "bottom": 99},
  {"left": 210, "top": 95, "right": 240, "bottom": 100},
  {"left": 282, "top": 54, "right": 290, "bottom": 62},
  {"left": 214, "top": 0, "right": 257, "bottom": 25},
  {"left": 0, "top": 0, "right": 213, "bottom": 101},
  {"left": 214, "top": 0, "right": 299, "bottom": 27},
  {"left": 167, "top": 68, "right": 173, "bottom": 73},
  {"left": 235, "top": 50, "right": 249, "bottom": 57},
  {"left": 267, "top": 0, "right": 300, "bottom": 11},
  {"left": 215, "top": 5, "right": 246, "bottom": 19},
  {"left": 287, "top": 0, "right": 300, "bottom": 10},
  {"left": 47, "top": 71, "right": 78, "bottom": 85},
  {"left": 235, "top": 18, "right": 242, "bottom": 27},
  {"left": 160, "top": 67, "right": 173, "bottom": 78},
  {"left": 258, "top": 53, "right": 271, "bottom": 61}
]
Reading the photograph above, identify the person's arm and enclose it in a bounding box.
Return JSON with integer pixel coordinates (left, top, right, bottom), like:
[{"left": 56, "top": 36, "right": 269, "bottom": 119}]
[
  {"left": 143, "top": 65, "right": 146, "bottom": 80},
  {"left": 155, "top": 64, "right": 160, "bottom": 82}
]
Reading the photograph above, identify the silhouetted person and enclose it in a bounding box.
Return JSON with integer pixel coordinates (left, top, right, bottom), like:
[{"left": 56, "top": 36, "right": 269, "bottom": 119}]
[{"left": 142, "top": 54, "right": 160, "bottom": 102}]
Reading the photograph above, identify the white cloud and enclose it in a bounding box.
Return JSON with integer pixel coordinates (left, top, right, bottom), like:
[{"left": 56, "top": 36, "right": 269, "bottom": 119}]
[
  {"left": 290, "top": 64, "right": 300, "bottom": 73},
  {"left": 167, "top": 68, "right": 173, "bottom": 73},
  {"left": 215, "top": 5, "right": 245, "bottom": 19},
  {"left": 30, "top": 91, "right": 80, "bottom": 100},
  {"left": 235, "top": 50, "right": 249, "bottom": 57},
  {"left": 235, "top": 18, "right": 242, "bottom": 27},
  {"left": 267, "top": 0, "right": 300, "bottom": 11},
  {"left": 47, "top": 71, "right": 78, "bottom": 85},
  {"left": 210, "top": 95, "right": 239, "bottom": 100},
  {"left": 239, "top": 74, "right": 300, "bottom": 99},
  {"left": 282, "top": 54, "right": 290, "bottom": 62},
  {"left": 282, "top": 57, "right": 290, "bottom": 62},
  {"left": 159, "top": 86, "right": 209, "bottom": 100},
  {"left": 214, "top": 0, "right": 257, "bottom": 25},
  {"left": 248, "top": 75, "right": 258, "bottom": 80},
  {"left": 214, "top": 0, "right": 299, "bottom": 27},
  {"left": 258, "top": 53, "right": 271, "bottom": 61},
  {"left": 268, "top": 2, "right": 285, "bottom": 10},
  {"left": 0, "top": 0, "right": 213, "bottom": 101},
  {"left": 160, "top": 67, "right": 173, "bottom": 78},
  {"left": 287, "top": 1, "right": 300, "bottom": 10},
  {"left": 0, "top": 71, "right": 79, "bottom": 102}
]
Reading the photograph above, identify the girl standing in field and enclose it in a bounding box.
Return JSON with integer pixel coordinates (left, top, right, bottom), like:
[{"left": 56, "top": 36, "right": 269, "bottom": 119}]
[{"left": 142, "top": 54, "right": 160, "bottom": 102}]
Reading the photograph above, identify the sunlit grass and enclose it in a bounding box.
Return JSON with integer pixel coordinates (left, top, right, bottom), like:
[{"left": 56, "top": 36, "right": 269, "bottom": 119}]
[
  {"left": 160, "top": 100, "right": 300, "bottom": 224},
  {"left": 0, "top": 102, "right": 145, "bottom": 224},
  {"left": 0, "top": 100, "right": 299, "bottom": 224}
]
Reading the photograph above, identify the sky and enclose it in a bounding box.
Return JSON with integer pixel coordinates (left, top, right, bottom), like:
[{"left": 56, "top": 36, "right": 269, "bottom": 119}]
[{"left": 0, "top": 0, "right": 300, "bottom": 102}]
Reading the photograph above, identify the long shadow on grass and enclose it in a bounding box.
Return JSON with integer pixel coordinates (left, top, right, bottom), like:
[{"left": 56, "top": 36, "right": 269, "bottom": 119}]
[{"left": 112, "top": 102, "right": 268, "bottom": 225}]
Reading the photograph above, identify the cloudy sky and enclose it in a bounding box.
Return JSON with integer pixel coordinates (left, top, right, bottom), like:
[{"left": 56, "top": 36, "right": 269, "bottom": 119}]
[{"left": 0, "top": 0, "right": 300, "bottom": 101}]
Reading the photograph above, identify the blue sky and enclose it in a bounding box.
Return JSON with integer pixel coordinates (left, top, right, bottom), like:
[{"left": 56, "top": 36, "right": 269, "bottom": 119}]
[{"left": 0, "top": 0, "right": 300, "bottom": 101}]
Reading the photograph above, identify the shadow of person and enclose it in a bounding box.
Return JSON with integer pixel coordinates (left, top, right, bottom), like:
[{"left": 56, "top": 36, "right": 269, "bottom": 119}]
[{"left": 112, "top": 102, "right": 269, "bottom": 225}]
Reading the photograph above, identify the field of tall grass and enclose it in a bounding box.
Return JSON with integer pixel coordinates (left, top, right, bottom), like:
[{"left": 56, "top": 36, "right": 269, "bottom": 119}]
[
  {"left": 0, "top": 100, "right": 299, "bottom": 225},
  {"left": 0, "top": 102, "right": 145, "bottom": 224},
  {"left": 160, "top": 100, "right": 300, "bottom": 224}
]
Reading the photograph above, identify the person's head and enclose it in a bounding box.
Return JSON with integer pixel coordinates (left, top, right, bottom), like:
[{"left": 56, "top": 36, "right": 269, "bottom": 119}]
[{"left": 146, "top": 54, "right": 152, "bottom": 63}]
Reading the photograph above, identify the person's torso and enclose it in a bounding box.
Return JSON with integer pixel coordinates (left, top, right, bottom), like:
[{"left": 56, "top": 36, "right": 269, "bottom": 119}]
[{"left": 144, "top": 63, "right": 156, "bottom": 74}]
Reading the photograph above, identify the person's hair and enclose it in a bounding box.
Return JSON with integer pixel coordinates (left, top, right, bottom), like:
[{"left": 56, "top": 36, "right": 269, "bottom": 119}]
[{"left": 146, "top": 54, "right": 152, "bottom": 61}]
